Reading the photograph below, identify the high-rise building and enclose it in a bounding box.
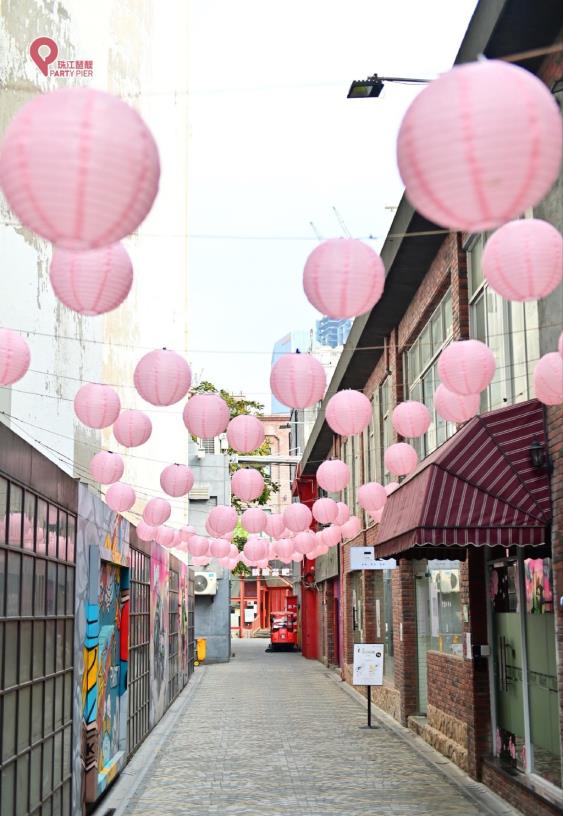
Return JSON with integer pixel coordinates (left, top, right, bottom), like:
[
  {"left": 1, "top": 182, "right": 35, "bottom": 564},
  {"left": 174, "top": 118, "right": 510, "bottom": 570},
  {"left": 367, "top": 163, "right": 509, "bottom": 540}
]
[
  {"left": 315, "top": 317, "right": 352, "bottom": 348},
  {"left": 270, "top": 329, "right": 312, "bottom": 412}
]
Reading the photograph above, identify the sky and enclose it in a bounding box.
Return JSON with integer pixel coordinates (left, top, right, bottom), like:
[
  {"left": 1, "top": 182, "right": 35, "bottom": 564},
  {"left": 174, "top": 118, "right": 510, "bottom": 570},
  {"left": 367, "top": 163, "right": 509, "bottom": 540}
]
[{"left": 186, "top": 0, "right": 478, "bottom": 408}]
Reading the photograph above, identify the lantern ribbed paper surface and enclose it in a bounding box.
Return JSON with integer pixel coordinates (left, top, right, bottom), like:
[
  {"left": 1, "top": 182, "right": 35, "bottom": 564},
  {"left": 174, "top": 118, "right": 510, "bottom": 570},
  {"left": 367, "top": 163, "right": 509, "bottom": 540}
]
[
  {"left": 270, "top": 353, "right": 326, "bottom": 409},
  {"left": 434, "top": 384, "right": 480, "bottom": 423},
  {"left": 210, "top": 538, "right": 230, "bottom": 559},
  {"left": 180, "top": 525, "right": 196, "bottom": 541},
  {"left": 113, "top": 409, "right": 152, "bottom": 447},
  {"left": 134, "top": 349, "right": 191, "bottom": 406},
  {"left": 534, "top": 353, "right": 563, "bottom": 405},
  {"left": 341, "top": 516, "right": 361, "bottom": 540},
  {"left": 265, "top": 513, "right": 285, "bottom": 538},
  {"left": 160, "top": 464, "right": 194, "bottom": 497},
  {"left": 0, "top": 88, "right": 160, "bottom": 249},
  {"left": 0, "top": 329, "right": 30, "bottom": 386},
  {"left": 49, "top": 242, "right": 133, "bottom": 315},
  {"left": 275, "top": 539, "right": 294, "bottom": 562},
  {"left": 231, "top": 468, "right": 264, "bottom": 502},
  {"left": 303, "top": 238, "right": 385, "bottom": 319},
  {"left": 142, "top": 497, "right": 171, "bottom": 526},
  {"left": 74, "top": 383, "right": 120, "bottom": 429},
  {"left": 208, "top": 505, "right": 237, "bottom": 535},
  {"left": 397, "top": 61, "right": 562, "bottom": 232},
  {"left": 392, "top": 401, "right": 431, "bottom": 438},
  {"left": 182, "top": 393, "right": 230, "bottom": 438},
  {"left": 335, "top": 502, "right": 350, "bottom": 526},
  {"left": 294, "top": 531, "right": 316, "bottom": 555},
  {"left": 136, "top": 521, "right": 157, "bottom": 542},
  {"left": 384, "top": 443, "right": 418, "bottom": 476},
  {"left": 312, "top": 498, "right": 338, "bottom": 525},
  {"left": 358, "top": 482, "right": 387, "bottom": 512},
  {"left": 244, "top": 536, "right": 268, "bottom": 562},
  {"left": 316, "top": 460, "right": 350, "bottom": 493},
  {"left": 187, "top": 535, "right": 209, "bottom": 557},
  {"left": 242, "top": 508, "right": 267, "bottom": 534},
  {"left": 324, "top": 525, "right": 342, "bottom": 547},
  {"left": 559, "top": 333, "right": 563, "bottom": 357},
  {"left": 226, "top": 415, "right": 265, "bottom": 453},
  {"left": 106, "top": 483, "right": 136, "bottom": 513},
  {"left": 325, "top": 390, "right": 372, "bottom": 436},
  {"left": 89, "top": 451, "right": 124, "bottom": 484},
  {"left": 283, "top": 503, "right": 313, "bottom": 533},
  {"left": 156, "top": 526, "right": 175, "bottom": 548},
  {"left": 438, "top": 340, "right": 496, "bottom": 396}
]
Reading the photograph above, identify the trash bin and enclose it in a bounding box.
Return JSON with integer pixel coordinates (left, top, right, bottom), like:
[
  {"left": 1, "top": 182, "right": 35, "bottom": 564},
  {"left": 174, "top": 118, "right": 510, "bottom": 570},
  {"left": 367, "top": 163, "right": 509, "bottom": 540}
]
[{"left": 196, "top": 638, "right": 207, "bottom": 664}]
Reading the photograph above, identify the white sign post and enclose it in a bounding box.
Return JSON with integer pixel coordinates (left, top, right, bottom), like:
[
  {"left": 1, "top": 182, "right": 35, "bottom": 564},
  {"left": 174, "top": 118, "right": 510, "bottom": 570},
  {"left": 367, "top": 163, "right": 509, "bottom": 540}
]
[
  {"left": 353, "top": 643, "right": 384, "bottom": 729},
  {"left": 350, "top": 548, "right": 397, "bottom": 571}
]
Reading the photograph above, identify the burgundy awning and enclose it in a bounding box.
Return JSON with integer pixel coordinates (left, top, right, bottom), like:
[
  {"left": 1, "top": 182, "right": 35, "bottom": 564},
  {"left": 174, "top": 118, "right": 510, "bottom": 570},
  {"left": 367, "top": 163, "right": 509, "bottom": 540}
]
[{"left": 375, "top": 400, "right": 551, "bottom": 558}]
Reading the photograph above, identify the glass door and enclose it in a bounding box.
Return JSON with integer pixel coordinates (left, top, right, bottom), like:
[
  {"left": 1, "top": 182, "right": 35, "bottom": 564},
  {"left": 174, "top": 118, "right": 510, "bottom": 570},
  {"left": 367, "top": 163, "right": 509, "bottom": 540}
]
[{"left": 415, "top": 561, "right": 431, "bottom": 714}]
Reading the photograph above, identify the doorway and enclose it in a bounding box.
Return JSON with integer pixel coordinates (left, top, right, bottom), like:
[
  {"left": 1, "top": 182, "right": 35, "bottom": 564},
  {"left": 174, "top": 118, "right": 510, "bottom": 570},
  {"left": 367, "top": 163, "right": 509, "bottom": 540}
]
[{"left": 414, "top": 564, "right": 431, "bottom": 714}]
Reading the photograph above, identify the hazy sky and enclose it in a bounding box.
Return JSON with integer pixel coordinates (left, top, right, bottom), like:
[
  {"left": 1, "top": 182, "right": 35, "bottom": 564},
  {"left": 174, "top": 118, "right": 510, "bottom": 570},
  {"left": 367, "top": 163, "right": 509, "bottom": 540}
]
[{"left": 187, "top": 0, "right": 478, "bottom": 407}]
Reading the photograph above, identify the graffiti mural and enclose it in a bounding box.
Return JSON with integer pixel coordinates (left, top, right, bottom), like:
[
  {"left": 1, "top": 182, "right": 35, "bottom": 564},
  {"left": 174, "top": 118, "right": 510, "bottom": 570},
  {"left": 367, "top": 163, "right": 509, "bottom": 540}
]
[
  {"left": 179, "top": 562, "right": 189, "bottom": 683},
  {"left": 150, "top": 543, "right": 169, "bottom": 726}
]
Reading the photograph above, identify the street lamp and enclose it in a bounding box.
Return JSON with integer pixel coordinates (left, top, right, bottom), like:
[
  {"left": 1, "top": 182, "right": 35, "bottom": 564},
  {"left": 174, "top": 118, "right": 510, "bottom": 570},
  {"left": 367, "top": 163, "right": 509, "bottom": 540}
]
[{"left": 347, "top": 73, "right": 432, "bottom": 99}]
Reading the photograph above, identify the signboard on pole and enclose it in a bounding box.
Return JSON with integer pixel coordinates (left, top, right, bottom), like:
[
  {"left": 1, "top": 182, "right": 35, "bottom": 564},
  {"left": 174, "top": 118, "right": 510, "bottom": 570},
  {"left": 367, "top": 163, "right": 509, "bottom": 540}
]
[
  {"left": 350, "top": 547, "right": 397, "bottom": 571},
  {"left": 352, "top": 643, "right": 384, "bottom": 686}
]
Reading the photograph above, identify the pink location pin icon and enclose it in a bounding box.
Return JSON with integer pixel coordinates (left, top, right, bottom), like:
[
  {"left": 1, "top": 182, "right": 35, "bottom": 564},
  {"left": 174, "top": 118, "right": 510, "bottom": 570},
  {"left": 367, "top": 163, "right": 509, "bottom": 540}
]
[{"left": 30, "top": 37, "right": 58, "bottom": 76}]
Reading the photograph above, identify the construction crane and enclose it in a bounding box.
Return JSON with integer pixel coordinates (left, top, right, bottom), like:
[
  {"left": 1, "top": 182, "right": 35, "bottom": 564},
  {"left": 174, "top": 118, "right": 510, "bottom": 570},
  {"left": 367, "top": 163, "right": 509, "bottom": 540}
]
[
  {"left": 332, "top": 206, "right": 352, "bottom": 237},
  {"left": 309, "top": 221, "right": 323, "bottom": 241}
]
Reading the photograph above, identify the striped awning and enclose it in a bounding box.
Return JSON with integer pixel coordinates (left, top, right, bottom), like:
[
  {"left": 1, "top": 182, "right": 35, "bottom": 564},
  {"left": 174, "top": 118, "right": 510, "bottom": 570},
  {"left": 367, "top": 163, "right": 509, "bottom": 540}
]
[{"left": 375, "top": 400, "right": 552, "bottom": 558}]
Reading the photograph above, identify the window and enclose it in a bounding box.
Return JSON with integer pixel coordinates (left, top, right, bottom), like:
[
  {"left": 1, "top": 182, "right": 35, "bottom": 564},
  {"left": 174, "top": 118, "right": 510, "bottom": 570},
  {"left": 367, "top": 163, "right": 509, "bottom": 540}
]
[
  {"left": 367, "top": 378, "right": 393, "bottom": 486},
  {"left": 468, "top": 234, "right": 540, "bottom": 412},
  {"left": 201, "top": 438, "right": 216, "bottom": 454},
  {"left": 403, "top": 291, "right": 455, "bottom": 458},
  {"left": 429, "top": 560, "right": 463, "bottom": 656},
  {"left": 373, "top": 569, "right": 394, "bottom": 679}
]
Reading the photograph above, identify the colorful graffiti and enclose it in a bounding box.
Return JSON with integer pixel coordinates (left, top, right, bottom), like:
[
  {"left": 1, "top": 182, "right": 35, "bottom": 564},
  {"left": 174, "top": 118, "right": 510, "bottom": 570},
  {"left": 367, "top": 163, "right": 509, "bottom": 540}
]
[
  {"left": 150, "top": 544, "right": 169, "bottom": 726},
  {"left": 524, "top": 557, "right": 553, "bottom": 613},
  {"left": 179, "top": 562, "right": 189, "bottom": 683}
]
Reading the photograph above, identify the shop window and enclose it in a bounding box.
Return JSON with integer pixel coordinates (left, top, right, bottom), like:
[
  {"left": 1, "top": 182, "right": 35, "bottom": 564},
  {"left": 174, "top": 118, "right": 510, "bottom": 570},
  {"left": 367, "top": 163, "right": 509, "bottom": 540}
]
[
  {"left": 373, "top": 569, "right": 394, "bottom": 679},
  {"left": 367, "top": 378, "right": 393, "bottom": 485},
  {"left": 428, "top": 560, "right": 463, "bottom": 656},
  {"left": 403, "top": 292, "right": 455, "bottom": 459}
]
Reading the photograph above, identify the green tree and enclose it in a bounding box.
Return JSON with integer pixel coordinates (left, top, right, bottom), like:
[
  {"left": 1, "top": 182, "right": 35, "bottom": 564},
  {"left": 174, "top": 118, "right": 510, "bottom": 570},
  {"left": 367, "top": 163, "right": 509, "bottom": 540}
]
[{"left": 231, "top": 523, "right": 250, "bottom": 577}]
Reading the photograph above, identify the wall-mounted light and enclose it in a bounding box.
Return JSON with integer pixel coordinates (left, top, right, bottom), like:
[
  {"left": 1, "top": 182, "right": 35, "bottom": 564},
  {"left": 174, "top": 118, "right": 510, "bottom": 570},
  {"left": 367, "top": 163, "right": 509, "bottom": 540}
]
[
  {"left": 529, "top": 439, "right": 552, "bottom": 473},
  {"left": 347, "top": 73, "right": 431, "bottom": 99}
]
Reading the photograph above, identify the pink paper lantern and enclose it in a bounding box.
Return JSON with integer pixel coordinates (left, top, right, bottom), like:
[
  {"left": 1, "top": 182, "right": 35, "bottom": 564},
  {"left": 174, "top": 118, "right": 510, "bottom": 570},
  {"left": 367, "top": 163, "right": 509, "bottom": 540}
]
[
  {"left": 226, "top": 558, "right": 239, "bottom": 570},
  {"left": 229, "top": 544, "right": 240, "bottom": 559},
  {"left": 143, "top": 497, "right": 171, "bottom": 526},
  {"left": 312, "top": 498, "right": 338, "bottom": 525},
  {"left": 369, "top": 508, "right": 384, "bottom": 525},
  {"left": 244, "top": 536, "right": 268, "bottom": 562},
  {"left": 182, "top": 393, "right": 230, "bottom": 438},
  {"left": 136, "top": 521, "right": 157, "bottom": 542},
  {"left": 208, "top": 505, "right": 237, "bottom": 535},
  {"left": 303, "top": 238, "right": 385, "bottom": 319},
  {"left": 534, "top": 352, "right": 563, "bottom": 405},
  {"left": 293, "top": 531, "right": 316, "bottom": 555},
  {"left": 191, "top": 554, "right": 210, "bottom": 566},
  {"left": 392, "top": 401, "right": 431, "bottom": 438},
  {"left": 134, "top": 349, "right": 191, "bottom": 406},
  {"left": 180, "top": 525, "right": 196, "bottom": 542},
  {"left": 160, "top": 464, "right": 194, "bottom": 498},
  {"left": 291, "top": 551, "right": 304, "bottom": 562},
  {"left": 156, "top": 526, "right": 175, "bottom": 548},
  {"left": 265, "top": 513, "right": 285, "bottom": 538},
  {"left": 316, "top": 460, "right": 350, "bottom": 493},
  {"left": 357, "top": 482, "right": 387, "bottom": 512},
  {"left": 438, "top": 340, "right": 496, "bottom": 396},
  {"left": 113, "top": 409, "right": 152, "bottom": 447},
  {"left": 226, "top": 415, "right": 265, "bottom": 453},
  {"left": 231, "top": 468, "right": 264, "bottom": 502},
  {"left": 385, "top": 443, "right": 418, "bottom": 476},
  {"left": 242, "top": 507, "right": 267, "bottom": 534},
  {"left": 106, "top": 483, "right": 136, "bottom": 513},
  {"left": 74, "top": 383, "right": 120, "bottom": 429},
  {"left": 341, "top": 516, "right": 362, "bottom": 540},
  {"left": 559, "top": 333, "right": 563, "bottom": 357},
  {"left": 205, "top": 517, "right": 220, "bottom": 537},
  {"left": 0, "top": 329, "right": 30, "bottom": 386},
  {"left": 188, "top": 535, "right": 209, "bottom": 557},
  {"left": 385, "top": 482, "right": 400, "bottom": 496},
  {"left": 335, "top": 502, "right": 350, "bottom": 526},
  {"left": 275, "top": 539, "right": 294, "bottom": 562},
  {"left": 325, "top": 390, "right": 372, "bottom": 436},
  {"left": 49, "top": 242, "right": 133, "bottom": 315},
  {"left": 210, "top": 538, "right": 230, "bottom": 559},
  {"left": 324, "top": 525, "right": 342, "bottom": 547},
  {"left": 397, "top": 60, "right": 562, "bottom": 232},
  {"left": 270, "top": 353, "right": 326, "bottom": 409},
  {"left": 0, "top": 88, "right": 160, "bottom": 249},
  {"left": 434, "top": 384, "right": 480, "bottom": 423},
  {"left": 482, "top": 219, "right": 563, "bottom": 302},
  {"left": 283, "top": 503, "right": 313, "bottom": 533},
  {"left": 89, "top": 451, "right": 124, "bottom": 484},
  {"left": 222, "top": 531, "right": 233, "bottom": 542}
]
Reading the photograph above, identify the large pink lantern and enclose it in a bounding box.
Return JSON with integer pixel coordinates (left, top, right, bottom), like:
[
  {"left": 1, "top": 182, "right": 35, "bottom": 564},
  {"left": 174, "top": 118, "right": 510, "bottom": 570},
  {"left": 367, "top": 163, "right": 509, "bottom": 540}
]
[
  {"left": 385, "top": 443, "right": 418, "bottom": 476},
  {"left": 180, "top": 525, "right": 196, "bottom": 542},
  {"left": 208, "top": 505, "right": 237, "bottom": 535},
  {"left": 244, "top": 536, "right": 268, "bottom": 562},
  {"left": 335, "top": 502, "right": 350, "bottom": 526},
  {"left": 270, "top": 353, "right": 326, "bottom": 409},
  {"left": 0, "top": 88, "right": 160, "bottom": 249},
  {"left": 294, "top": 531, "right": 316, "bottom": 555},
  {"left": 226, "top": 415, "right": 265, "bottom": 453},
  {"left": 188, "top": 535, "right": 209, "bottom": 557},
  {"left": 49, "top": 242, "right": 133, "bottom": 315},
  {"left": 136, "top": 521, "right": 157, "bottom": 542},
  {"left": 534, "top": 352, "right": 563, "bottom": 405},
  {"left": 265, "top": 513, "right": 285, "bottom": 538},
  {"left": 242, "top": 508, "right": 267, "bottom": 534},
  {"left": 397, "top": 61, "right": 562, "bottom": 232},
  {"left": 438, "top": 340, "right": 496, "bottom": 396},
  {"left": 392, "top": 401, "right": 431, "bottom": 438},
  {"left": 341, "top": 516, "right": 361, "bottom": 540},
  {"left": 106, "top": 483, "right": 136, "bottom": 513},
  {"left": 323, "top": 525, "right": 342, "bottom": 547},
  {"left": 357, "top": 482, "right": 387, "bottom": 512},
  {"left": 303, "top": 238, "right": 385, "bottom": 319},
  {"left": 369, "top": 508, "right": 384, "bottom": 525},
  {"left": 231, "top": 468, "right": 264, "bottom": 502},
  {"left": 316, "top": 460, "right": 350, "bottom": 493},
  {"left": 482, "top": 219, "right": 563, "bottom": 302},
  {"left": 143, "top": 497, "right": 171, "bottom": 526},
  {"left": 182, "top": 393, "right": 230, "bottom": 438},
  {"left": 89, "top": 451, "right": 124, "bottom": 484},
  {"left": 325, "top": 390, "right": 372, "bottom": 436},
  {"left": 205, "top": 517, "right": 220, "bottom": 537},
  {"left": 74, "top": 383, "right": 120, "bottom": 429},
  {"left": 134, "top": 349, "right": 191, "bottom": 406},
  {"left": 113, "top": 409, "right": 152, "bottom": 447},
  {"left": 156, "top": 526, "right": 175, "bottom": 548},
  {"left": 0, "top": 329, "right": 30, "bottom": 386},
  {"left": 283, "top": 503, "right": 313, "bottom": 533},
  {"left": 191, "top": 554, "right": 210, "bottom": 566},
  {"left": 210, "top": 538, "right": 230, "bottom": 559},
  {"left": 434, "top": 384, "right": 480, "bottom": 423},
  {"left": 276, "top": 538, "right": 294, "bottom": 562},
  {"left": 312, "top": 498, "right": 338, "bottom": 525},
  {"left": 160, "top": 464, "right": 194, "bottom": 497}
]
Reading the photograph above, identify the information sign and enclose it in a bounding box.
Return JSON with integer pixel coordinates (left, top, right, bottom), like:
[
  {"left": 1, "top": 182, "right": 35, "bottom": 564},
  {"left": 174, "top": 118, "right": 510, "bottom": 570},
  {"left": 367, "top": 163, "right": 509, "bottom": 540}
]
[{"left": 352, "top": 643, "right": 384, "bottom": 686}]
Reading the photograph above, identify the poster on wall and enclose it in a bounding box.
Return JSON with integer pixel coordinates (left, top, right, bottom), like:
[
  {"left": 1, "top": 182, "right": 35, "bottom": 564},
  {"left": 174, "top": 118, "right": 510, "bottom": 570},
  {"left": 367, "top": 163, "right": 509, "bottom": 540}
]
[
  {"left": 352, "top": 643, "right": 384, "bottom": 686},
  {"left": 150, "top": 544, "right": 169, "bottom": 727}
]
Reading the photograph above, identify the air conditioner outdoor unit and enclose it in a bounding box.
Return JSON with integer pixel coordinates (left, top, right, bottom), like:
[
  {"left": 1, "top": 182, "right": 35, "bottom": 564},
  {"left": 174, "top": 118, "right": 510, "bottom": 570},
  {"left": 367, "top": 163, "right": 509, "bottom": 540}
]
[{"left": 194, "top": 571, "right": 217, "bottom": 596}]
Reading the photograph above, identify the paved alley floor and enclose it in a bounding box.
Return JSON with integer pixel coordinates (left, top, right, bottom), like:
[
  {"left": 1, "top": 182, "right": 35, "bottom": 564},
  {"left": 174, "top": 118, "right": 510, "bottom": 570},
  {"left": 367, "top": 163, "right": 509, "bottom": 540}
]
[{"left": 120, "top": 640, "right": 512, "bottom": 816}]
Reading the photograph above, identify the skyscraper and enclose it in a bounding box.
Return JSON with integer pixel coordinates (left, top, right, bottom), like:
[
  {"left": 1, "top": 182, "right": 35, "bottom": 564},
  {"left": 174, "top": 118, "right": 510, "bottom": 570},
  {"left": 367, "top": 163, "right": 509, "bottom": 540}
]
[{"left": 315, "top": 317, "right": 352, "bottom": 348}]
